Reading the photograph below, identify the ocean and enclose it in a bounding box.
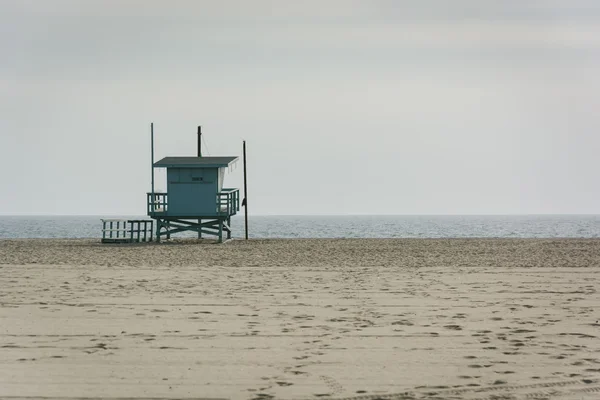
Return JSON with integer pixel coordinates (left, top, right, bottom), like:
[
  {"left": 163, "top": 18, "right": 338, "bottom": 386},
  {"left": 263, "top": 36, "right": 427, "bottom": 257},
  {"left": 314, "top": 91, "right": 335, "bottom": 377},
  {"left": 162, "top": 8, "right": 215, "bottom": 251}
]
[{"left": 0, "top": 215, "right": 599, "bottom": 239}]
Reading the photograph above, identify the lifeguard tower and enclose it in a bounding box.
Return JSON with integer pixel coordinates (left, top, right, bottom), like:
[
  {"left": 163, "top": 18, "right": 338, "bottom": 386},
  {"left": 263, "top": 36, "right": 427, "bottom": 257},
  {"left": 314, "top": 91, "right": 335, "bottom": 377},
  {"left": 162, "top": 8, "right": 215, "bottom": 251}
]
[{"left": 147, "top": 125, "right": 240, "bottom": 242}]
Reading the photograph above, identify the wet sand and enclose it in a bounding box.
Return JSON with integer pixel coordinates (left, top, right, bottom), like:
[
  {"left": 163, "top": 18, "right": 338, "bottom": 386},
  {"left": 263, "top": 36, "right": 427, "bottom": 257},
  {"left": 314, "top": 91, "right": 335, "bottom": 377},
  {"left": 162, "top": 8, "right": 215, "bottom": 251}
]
[{"left": 1, "top": 238, "right": 600, "bottom": 399}]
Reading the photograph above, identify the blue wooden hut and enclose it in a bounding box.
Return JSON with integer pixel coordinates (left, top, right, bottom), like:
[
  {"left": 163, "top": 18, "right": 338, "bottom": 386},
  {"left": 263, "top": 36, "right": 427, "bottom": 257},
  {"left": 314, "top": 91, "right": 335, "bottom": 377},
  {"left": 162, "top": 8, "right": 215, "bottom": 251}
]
[{"left": 147, "top": 126, "right": 240, "bottom": 242}]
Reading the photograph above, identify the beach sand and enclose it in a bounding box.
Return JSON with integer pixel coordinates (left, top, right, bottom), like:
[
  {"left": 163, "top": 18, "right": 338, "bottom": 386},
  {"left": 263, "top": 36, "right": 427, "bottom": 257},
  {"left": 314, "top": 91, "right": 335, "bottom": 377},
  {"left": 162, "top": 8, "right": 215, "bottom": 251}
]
[{"left": 1, "top": 238, "right": 600, "bottom": 400}]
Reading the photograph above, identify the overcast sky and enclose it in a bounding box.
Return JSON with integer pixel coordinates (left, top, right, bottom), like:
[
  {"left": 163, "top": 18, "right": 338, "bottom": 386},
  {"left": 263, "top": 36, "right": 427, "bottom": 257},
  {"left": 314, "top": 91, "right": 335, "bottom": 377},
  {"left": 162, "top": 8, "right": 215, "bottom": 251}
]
[{"left": 1, "top": 0, "right": 599, "bottom": 215}]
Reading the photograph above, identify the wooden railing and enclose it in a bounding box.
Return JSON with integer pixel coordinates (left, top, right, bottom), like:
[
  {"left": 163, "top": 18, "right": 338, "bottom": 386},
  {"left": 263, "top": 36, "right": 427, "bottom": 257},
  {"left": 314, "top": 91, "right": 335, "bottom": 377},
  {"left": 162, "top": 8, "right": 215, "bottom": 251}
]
[
  {"left": 147, "top": 189, "right": 239, "bottom": 217},
  {"left": 218, "top": 188, "right": 240, "bottom": 216},
  {"left": 101, "top": 219, "right": 154, "bottom": 243},
  {"left": 147, "top": 192, "right": 168, "bottom": 214}
]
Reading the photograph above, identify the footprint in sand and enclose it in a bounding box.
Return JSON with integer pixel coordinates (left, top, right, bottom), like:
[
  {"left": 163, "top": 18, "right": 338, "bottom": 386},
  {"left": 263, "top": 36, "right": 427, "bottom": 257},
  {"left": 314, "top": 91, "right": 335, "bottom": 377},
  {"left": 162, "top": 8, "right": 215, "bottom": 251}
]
[{"left": 444, "top": 324, "right": 463, "bottom": 331}]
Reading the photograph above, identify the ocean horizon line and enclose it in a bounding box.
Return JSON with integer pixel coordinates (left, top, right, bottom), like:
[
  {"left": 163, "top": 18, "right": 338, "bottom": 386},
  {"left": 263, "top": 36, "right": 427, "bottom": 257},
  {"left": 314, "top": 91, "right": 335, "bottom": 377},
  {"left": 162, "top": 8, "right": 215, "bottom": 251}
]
[{"left": 1, "top": 213, "right": 600, "bottom": 218}]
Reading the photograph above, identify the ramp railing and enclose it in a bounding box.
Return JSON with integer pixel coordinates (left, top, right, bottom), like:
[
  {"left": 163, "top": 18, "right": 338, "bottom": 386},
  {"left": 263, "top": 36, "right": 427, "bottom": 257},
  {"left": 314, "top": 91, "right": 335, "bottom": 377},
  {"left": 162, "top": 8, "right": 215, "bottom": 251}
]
[{"left": 101, "top": 219, "right": 154, "bottom": 243}]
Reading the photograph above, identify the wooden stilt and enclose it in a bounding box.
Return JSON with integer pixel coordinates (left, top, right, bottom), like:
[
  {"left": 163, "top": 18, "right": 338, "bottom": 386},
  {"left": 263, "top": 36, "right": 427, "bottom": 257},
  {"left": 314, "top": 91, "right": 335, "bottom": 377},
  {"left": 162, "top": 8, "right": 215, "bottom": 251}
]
[{"left": 156, "top": 221, "right": 162, "bottom": 243}]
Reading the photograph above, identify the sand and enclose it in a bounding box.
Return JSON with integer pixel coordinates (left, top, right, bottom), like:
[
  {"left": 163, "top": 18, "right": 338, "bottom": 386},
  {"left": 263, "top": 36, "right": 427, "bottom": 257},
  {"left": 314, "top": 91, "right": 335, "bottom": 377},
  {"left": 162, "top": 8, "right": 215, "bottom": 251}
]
[{"left": 1, "top": 238, "right": 600, "bottom": 400}]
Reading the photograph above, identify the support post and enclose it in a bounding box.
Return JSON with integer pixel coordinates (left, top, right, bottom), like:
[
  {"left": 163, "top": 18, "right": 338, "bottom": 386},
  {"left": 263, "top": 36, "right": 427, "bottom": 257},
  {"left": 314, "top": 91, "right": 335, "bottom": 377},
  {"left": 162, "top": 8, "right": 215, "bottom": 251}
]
[
  {"left": 156, "top": 220, "right": 161, "bottom": 243},
  {"left": 243, "top": 140, "right": 249, "bottom": 240},
  {"left": 218, "top": 219, "right": 223, "bottom": 243}
]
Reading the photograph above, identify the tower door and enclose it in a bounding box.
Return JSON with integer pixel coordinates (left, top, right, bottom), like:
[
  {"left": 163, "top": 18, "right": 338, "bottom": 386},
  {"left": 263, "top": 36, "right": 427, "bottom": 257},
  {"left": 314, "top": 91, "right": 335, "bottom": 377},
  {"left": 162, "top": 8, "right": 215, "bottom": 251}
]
[{"left": 167, "top": 168, "right": 218, "bottom": 216}]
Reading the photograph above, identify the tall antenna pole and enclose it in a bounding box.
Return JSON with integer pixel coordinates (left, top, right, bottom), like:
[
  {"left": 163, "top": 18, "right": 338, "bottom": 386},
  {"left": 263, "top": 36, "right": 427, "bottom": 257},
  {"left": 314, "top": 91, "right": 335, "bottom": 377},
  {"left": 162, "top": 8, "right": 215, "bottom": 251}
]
[
  {"left": 197, "top": 126, "right": 202, "bottom": 157},
  {"left": 151, "top": 122, "right": 155, "bottom": 212},
  {"left": 243, "top": 140, "right": 248, "bottom": 240}
]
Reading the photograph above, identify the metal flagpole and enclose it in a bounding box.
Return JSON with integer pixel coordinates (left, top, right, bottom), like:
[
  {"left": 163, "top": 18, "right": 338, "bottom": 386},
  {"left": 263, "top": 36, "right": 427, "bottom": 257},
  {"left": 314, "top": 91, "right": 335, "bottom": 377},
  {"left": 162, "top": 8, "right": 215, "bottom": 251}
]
[
  {"left": 151, "top": 122, "right": 155, "bottom": 213},
  {"left": 243, "top": 140, "right": 248, "bottom": 240},
  {"left": 197, "top": 126, "right": 202, "bottom": 238}
]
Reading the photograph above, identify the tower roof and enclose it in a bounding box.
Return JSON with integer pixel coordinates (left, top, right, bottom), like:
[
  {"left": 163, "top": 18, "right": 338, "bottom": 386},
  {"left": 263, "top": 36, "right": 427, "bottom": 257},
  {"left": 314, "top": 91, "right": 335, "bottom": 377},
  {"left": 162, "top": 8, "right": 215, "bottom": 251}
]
[{"left": 154, "top": 156, "right": 238, "bottom": 168}]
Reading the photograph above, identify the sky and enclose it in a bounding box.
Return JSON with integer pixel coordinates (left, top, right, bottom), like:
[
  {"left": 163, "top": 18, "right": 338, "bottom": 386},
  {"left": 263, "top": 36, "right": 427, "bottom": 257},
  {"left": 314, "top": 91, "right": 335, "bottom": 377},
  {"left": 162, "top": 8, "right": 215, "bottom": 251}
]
[{"left": 1, "top": 0, "right": 599, "bottom": 215}]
